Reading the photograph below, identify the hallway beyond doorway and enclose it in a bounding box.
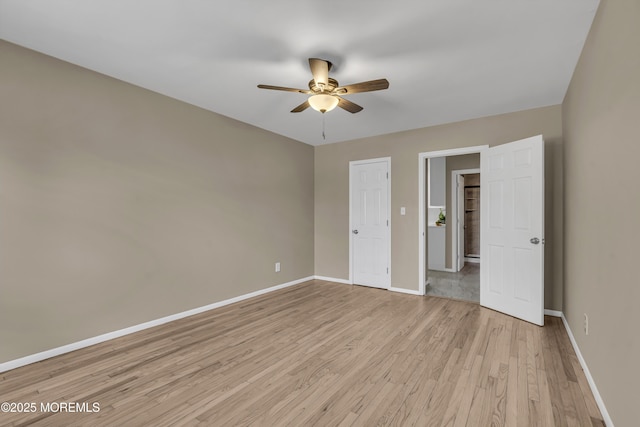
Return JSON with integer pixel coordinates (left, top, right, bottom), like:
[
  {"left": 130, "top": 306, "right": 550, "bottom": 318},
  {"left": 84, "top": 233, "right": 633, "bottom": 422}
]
[{"left": 426, "top": 263, "right": 479, "bottom": 303}]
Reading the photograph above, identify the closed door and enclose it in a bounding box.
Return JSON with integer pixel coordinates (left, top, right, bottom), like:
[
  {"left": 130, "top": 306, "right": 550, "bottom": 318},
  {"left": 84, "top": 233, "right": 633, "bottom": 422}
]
[
  {"left": 350, "top": 159, "right": 390, "bottom": 289},
  {"left": 480, "top": 135, "right": 544, "bottom": 325}
]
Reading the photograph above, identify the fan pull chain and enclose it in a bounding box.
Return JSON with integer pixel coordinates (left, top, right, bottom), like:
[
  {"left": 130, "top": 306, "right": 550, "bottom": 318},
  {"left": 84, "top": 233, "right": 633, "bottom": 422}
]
[{"left": 322, "top": 113, "right": 326, "bottom": 140}]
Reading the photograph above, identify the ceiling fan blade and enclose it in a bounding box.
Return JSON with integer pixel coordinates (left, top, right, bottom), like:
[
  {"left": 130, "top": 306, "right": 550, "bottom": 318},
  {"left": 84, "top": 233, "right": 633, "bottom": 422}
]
[
  {"left": 291, "top": 100, "right": 310, "bottom": 113},
  {"left": 335, "top": 79, "right": 389, "bottom": 95},
  {"left": 337, "top": 96, "right": 363, "bottom": 114},
  {"left": 257, "top": 84, "right": 311, "bottom": 94},
  {"left": 309, "top": 58, "right": 331, "bottom": 87}
]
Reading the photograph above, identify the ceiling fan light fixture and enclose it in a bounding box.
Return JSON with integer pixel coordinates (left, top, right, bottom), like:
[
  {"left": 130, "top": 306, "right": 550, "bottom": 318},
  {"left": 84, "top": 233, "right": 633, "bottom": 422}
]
[
  {"left": 258, "top": 58, "right": 388, "bottom": 114},
  {"left": 308, "top": 94, "right": 339, "bottom": 113}
]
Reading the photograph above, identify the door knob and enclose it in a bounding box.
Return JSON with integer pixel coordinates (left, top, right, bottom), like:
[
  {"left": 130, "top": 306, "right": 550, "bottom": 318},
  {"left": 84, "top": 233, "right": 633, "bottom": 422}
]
[
  {"left": 352, "top": 229, "right": 359, "bottom": 234},
  {"left": 530, "top": 237, "right": 540, "bottom": 244}
]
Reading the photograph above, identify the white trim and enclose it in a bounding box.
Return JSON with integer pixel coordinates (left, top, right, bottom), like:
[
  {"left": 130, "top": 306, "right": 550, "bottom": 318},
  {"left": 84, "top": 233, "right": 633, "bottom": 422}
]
[
  {"left": 454, "top": 171, "right": 465, "bottom": 272},
  {"left": 544, "top": 309, "right": 562, "bottom": 317},
  {"left": 389, "top": 286, "right": 422, "bottom": 296},
  {"left": 418, "top": 146, "right": 488, "bottom": 296},
  {"left": 314, "top": 276, "right": 420, "bottom": 296},
  {"left": 451, "top": 168, "right": 481, "bottom": 175},
  {"left": 314, "top": 275, "right": 352, "bottom": 285},
  {"left": 559, "top": 312, "right": 614, "bottom": 427},
  {"left": 349, "top": 157, "right": 392, "bottom": 290},
  {"left": 451, "top": 168, "right": 481, "bottom": 272},
  {"left": 0, "top": 276, "right": 314, "bottom": 373},
  {"left": 465, "top": 257, "right": 480, "bottom": 263}
]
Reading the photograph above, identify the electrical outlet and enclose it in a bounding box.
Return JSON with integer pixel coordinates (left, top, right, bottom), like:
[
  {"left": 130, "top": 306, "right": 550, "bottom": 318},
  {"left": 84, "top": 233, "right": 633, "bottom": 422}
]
[
  {"left": 584, "top": 313, "right": 589, "bottom": 335},
  {"left": 275, "top": 262, "right": 281, "bottom": 273}
]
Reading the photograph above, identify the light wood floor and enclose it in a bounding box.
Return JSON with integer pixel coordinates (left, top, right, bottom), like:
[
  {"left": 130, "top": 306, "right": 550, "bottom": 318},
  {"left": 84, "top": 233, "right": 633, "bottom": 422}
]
[{"left": 1, "top": 280, "right": 604, "bottom": 426}]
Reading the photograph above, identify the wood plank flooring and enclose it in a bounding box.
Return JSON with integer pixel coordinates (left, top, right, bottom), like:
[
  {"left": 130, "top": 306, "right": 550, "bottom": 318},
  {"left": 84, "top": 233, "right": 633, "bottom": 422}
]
[{"left": 0, "top": 280, "right": 605, "bottom": 426}]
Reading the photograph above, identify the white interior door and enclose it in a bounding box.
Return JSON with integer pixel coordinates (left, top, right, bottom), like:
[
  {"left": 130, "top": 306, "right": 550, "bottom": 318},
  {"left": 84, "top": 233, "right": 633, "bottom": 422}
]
[
  {"left": 480, "top": 135, "right": 544, "bottom": 325},
  {"left": 456, "top": 174, "right": 465, "bottom": 271},
  {"left": 350, "top": 159, "right": 390, "bottom": 289}
]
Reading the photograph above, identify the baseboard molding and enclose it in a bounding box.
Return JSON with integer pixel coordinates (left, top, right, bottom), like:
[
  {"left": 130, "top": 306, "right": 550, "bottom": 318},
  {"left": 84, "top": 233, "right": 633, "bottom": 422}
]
[
  {"left": 544, "top": 309, "right": 563, "bottom": 317},
  {"left": 313, "top": 276, "right": 421, "bottom": 296},
  {"left": 559, "top": 312, "right": 614, "bottom": 427},
  {"left": 0, "top": 276, "right": 314, "bottom": 374},
  {"left": 313, "top": 275, "right": 352, "bottom": 285},
  {"left": 389, "top": 286, "right": 422, "bottom": 296}
]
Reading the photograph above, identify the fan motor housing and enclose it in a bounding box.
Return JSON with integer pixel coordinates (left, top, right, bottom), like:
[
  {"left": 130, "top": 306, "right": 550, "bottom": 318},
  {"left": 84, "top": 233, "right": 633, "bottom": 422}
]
[{"left": 308, "top": 78, "right": 339, "bottom": 94}]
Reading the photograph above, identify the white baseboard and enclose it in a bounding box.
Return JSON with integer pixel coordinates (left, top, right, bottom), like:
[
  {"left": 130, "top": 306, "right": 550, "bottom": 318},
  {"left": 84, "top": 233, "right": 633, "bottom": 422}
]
[
  {"left": 389, "top": 286, "right": 422, "bottom": 296},
  {"left": 313, "top": 276, "right": 421, "bottom": 296},
  {"left": 0, "top": 276, "right": 314, "bottom": 374},
  {"left": 559, "top": 313, "right": 614, "bottom": 427},
  {"left": 544, "top": 309, "right": 563, "bottom": 317},
  {"left": 313, "top": 275, "right": 352, "bottom": 285}
]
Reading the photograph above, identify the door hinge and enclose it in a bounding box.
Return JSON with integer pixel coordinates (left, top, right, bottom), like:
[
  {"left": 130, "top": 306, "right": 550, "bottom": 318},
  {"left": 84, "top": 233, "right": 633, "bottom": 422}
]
[
  {"left": 387, "top": 219, "right": 389, "bottom": 226},
  {"left": 386, "top": 172, "right": 389, "bottom": 179},
  {"left": 387, "top": 268, "right": 389, "bottom": 274}
]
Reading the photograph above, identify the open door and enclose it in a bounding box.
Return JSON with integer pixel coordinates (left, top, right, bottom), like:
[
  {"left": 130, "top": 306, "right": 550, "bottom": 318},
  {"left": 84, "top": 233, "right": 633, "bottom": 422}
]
[{"left": 480, "top": 135, "right": 544, "bottom": 325}]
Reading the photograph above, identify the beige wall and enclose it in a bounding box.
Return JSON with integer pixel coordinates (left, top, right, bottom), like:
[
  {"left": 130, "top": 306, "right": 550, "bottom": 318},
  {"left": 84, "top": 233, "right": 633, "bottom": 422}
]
[
  {"left": 315, "top": 105, "right": 564, "bottom": 310},
  {"left": 0, "top": 41, "right": 314, "bottom": 363},
  {"left": 562, "top": 0, "right": 640, "bottom": 424},
  {"left": 443, "top": 153, "right": 480, "bottom": 269}
]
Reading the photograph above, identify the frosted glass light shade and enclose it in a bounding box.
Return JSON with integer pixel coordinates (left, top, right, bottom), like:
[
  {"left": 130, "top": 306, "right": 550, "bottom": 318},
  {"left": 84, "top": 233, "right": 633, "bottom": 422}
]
[{"left": 308, "top": 94, "right": 339, "bottom": 113}]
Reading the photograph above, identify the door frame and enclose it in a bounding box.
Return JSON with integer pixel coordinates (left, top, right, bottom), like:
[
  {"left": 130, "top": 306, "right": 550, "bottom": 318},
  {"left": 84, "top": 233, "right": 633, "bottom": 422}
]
[
  {"left": 451, "top": 168, "right": 481, "bottom": 272},
  {"left": 418, "top": 146, "right": 487, "bottom": 295},
  {"left": 349, "top": 157, "right": 391, "bottom": 287}
]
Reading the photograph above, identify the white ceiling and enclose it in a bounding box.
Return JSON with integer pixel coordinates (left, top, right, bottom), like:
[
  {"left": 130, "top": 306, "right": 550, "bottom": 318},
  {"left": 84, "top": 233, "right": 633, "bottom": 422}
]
[{"left": 0, "top": 0, "right": 599, "bottom": 146}]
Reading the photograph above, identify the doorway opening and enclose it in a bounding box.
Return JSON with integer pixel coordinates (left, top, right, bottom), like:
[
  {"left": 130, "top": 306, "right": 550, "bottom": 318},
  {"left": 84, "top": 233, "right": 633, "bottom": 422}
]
[
  {"left": 418, "top": 146, "right": 487, "bottom": 298},
  {"left": 423, "top": 168, "right": 482, "bottom": 302},
  {"left": 463, "top": 174, "right": 481, "bottom": 262},
  {"left": 451, "top": 169, "right": 481, "bottom": 272},
  {"left": 425, "top": 155, "right": 482, "bottom": 302}
]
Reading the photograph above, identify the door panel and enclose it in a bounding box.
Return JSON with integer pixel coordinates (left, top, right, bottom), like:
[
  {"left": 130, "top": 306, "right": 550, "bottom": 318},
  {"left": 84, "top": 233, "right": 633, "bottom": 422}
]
[
  {"left": 481, "top": 135, "right": 544, "bottom": 326},
  {"left": 351, "top": 160, "right": 390, "bottom": 289}
]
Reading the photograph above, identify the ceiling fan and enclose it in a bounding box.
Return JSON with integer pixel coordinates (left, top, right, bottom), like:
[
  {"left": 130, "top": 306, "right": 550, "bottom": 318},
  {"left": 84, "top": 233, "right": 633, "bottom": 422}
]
[{"left": 258, "top": 58, "right": 389, "bottom": 114}]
